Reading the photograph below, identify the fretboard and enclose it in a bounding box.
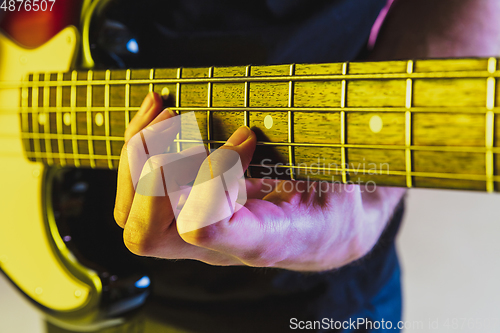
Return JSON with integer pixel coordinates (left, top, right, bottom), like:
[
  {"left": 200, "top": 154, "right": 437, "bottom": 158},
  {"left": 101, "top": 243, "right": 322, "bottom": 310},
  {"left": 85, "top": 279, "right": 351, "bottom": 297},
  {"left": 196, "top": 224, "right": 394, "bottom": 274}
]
[{"left": 18, "top": 58, "right": 500, "bottom": 192}]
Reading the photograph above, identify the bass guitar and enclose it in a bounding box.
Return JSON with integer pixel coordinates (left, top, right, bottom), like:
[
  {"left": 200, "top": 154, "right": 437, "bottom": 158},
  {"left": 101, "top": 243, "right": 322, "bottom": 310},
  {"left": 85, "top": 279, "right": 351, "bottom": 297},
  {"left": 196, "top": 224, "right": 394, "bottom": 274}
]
[{"left": 0, "top": 0, "right": 499, "bottom": 330}]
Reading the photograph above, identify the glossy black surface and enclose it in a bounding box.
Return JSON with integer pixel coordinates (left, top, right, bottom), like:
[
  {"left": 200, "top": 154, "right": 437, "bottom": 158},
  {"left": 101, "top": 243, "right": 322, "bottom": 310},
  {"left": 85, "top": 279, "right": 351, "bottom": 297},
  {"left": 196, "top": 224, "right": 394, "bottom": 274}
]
[{"left": 50, "top": 168, "right": 150, "bottom": 320}]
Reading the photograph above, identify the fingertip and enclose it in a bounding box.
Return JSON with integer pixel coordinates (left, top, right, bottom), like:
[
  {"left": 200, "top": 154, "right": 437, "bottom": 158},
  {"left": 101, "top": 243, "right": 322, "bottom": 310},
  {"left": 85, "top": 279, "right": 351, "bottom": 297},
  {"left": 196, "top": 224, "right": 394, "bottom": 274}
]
[
  {"left": 161, "top": 108, "right": 177, "bottom": 118},
  {"left": 145, "top": 92, "right": 164, "bottom": 118},
  {"left": 150, "top": 91, "right": 163, "bottom": 108},
  {"left": 217, "top": 127, "right": 256, "bottom": 170},
  {"left": 139, "top": 92, "right": 163, "bottom": 116},
  {"left": 168, "top": 108, "right": 178, "bottom": 117},
  {"left": 225, "top": 126, "right": 252, "bottom": 147},
  {"left": 247, "top": 127, "right": 257, "bottom": 143}
]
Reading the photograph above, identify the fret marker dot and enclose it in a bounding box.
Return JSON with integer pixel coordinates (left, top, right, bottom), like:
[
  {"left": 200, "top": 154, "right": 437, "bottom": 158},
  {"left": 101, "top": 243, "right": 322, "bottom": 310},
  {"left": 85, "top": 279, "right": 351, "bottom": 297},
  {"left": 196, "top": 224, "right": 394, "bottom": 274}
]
[
  {"left": 161, "top": 87, "right": 170, "bottom": 99},
  {"left": 38, "top": 113, "right": 47, "bottom": 125},
  {"left": 95, "top": 113, "right": 104, "bottom": 127},
  {"left": 369, "top": 115, "right": 383, "bottom": 133},
  {"left": 63, "top": 113, "right": 71, "bottom": 126},
  {"left": 264, "top": 115, "right": 273, "bottom": 129}
]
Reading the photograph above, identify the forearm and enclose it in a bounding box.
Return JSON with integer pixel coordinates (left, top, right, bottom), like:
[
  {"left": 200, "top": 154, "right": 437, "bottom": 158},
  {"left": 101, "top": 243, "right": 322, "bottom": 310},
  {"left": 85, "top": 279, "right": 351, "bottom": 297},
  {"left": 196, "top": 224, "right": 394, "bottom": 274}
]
[{"left": 370, "top": 0, "right": 500, "bottom": 60}]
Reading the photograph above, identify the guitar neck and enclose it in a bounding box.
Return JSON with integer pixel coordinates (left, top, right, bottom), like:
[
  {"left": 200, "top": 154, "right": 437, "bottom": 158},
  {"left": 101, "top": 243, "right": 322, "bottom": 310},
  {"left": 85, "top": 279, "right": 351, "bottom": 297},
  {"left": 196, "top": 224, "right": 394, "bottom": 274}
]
[{"left": 19, "top": 57, "right": 500, "bottom": 192}]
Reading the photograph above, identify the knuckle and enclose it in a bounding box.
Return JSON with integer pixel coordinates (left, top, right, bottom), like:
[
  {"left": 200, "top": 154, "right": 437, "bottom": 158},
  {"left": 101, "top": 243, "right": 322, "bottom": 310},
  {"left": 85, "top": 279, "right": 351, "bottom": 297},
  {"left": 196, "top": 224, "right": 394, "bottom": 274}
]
[
  {"left": 123, "top": 218, "right": 156, "bottom": 257},
  {"left": 179, "top": 222, "right": 220, "bottom": 247},
  {"left": 123, "top": 230, "right": 154, "bottom": 257}
]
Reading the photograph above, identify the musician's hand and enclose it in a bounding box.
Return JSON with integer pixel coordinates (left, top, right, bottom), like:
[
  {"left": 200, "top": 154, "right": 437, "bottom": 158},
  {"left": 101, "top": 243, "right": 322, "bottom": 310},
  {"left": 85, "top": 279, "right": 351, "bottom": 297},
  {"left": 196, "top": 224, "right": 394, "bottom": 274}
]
[{"left": 114, "top": 92, "right": 406, "bottom": 271}]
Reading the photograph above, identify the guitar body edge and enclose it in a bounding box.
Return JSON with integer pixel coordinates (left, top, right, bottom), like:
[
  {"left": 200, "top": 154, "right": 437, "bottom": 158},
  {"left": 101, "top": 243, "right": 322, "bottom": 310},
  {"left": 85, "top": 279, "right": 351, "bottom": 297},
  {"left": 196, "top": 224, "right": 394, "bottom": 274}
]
[{"left": 0, "top": 26, "right": 111, "bottom": 329}]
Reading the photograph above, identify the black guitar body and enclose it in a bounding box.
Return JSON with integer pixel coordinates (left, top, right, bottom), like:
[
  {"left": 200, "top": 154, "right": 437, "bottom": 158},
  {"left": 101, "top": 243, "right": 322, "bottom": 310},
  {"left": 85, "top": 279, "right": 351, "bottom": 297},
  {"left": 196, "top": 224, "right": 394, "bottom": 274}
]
[{"left": 49, "top": 167, "right": 150, "bottom": 317}]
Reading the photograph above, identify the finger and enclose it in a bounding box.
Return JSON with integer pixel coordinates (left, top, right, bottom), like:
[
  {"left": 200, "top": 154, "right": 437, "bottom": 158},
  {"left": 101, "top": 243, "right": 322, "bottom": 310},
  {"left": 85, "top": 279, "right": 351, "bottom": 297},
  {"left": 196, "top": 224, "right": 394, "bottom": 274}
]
[
  {"left": 136, "top": 146, "right": 207, "bottom": 197},
  {"left": 178, "top": 185, "right": 328, "bottom": 268},
  {"left": 124, "top": 92, "right": 164, "bottom": 142},
  {"left": 127, "top": 111, "right": 181, "bottom": 191},
  {"left": 114, "top": 93, "right": 172, "bottom": 228},
  {"left": 178, "top": 142, "right": 330, "bottom": 267},
  {"left": 220, "top": 126, "right": 256, "bottom": 169},
  {"left": 123, "top": 144, "right": 209, "bottom": 257},
  {"left": 124, "top": 194, "right": 244, "bottom": 265},
  {"left": 179, "top": 198, "right": 291, "bottom": 267},
  {"left": 175, "top": 126, "right": 256, "bottom": 235},
  {"left": 124, "top": 164, "right": 244, "bottom": 265},
  {"left": 114, "top": 146, "right": 133, "bottom": 228}
]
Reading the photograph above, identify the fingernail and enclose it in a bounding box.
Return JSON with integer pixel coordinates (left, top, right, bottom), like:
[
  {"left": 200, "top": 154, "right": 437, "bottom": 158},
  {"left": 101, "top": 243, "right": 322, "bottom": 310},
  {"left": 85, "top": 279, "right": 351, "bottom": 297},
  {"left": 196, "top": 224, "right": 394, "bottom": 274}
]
[
  {"left": 168, "top": 109, "right": 177, "bottom": 117},
  {"left": 225, "top": 126, "right": 251, "bottom": 147},
  {"left": 139, "top": 92, "right": 155, "bottom": 115}
]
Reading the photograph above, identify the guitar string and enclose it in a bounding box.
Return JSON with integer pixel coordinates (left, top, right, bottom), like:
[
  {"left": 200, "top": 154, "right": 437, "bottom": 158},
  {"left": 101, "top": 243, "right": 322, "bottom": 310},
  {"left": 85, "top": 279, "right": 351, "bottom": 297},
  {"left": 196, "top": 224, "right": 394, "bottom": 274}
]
[
  {"left": 15, "top": 132, "right": 500, "bottom": 150},
  {"left": 21, "top": 150, "right": 500, "bottom": 184},
  {"left": 2, "top": 69, "right": 500, "bottom": 89},
  {"left": 23, "top": 135, "right": 500, "bottom": 183},
  {"left": 3, "top": 106, "right": 500, "bottom": 114}
]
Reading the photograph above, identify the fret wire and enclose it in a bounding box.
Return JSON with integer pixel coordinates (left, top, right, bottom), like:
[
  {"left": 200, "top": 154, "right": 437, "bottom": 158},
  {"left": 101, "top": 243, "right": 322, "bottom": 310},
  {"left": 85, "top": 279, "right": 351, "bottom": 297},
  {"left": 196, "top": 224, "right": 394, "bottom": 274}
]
[
  {"left": 288, "top": 64, "right": 295, "bottom": 180},
  {"left": 405, "top": 111, "right": 412, "bottom": 187},
  {"left": 207, "top": 67, "right": 214, "bottom": 153},
  {"left": 31, "top": 74, "right": 41, "bottom": 162},
  {"left": 125, "top": 69, "right": 131, "bottom": 128},
  {"left": 175, "top": 68, "right": 181, "bottom": 153},
  {"left": 488, "top": 57, "right": 497, "bottom": 74},
  {"left": 244, "top": 66, "right": 253, "bottom": 180},
  {"left": 486, "top": 57, "right": 496, "bottom": 192},
  {"left": 486, "top": 77, "right": 496, "bottom": 111},
  {"left": 340, "top": 62, "right": 348, "bottom": 184},
  {"left": 244, "top": 66, "right": 250, "bottom": 127},
  {"left": 486, "top": 110, "right": 494, "bottom": 192},
  {"left": 42, "top": 73, "right": 53, "bottom": 165},
  {"left": 87, "top": 70, "right": 96, "bottom": 168},
  {"left": 56, "top": 72, "right": 66, "bottom": 167},
  {"left": 405, "top": 60, "right": 414, "bottom": 188},
  {"left": 149, "top": 68, "right": 154, "bottom": 92},
  {"left": 71, "top": 70, "right": 80, "bottom": 167},
  {"left": 15, "top": 69, "right": 500, "bottom": 88},
  {"left": 105, "top": 70, "right": 113, "bottom": 169}
]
